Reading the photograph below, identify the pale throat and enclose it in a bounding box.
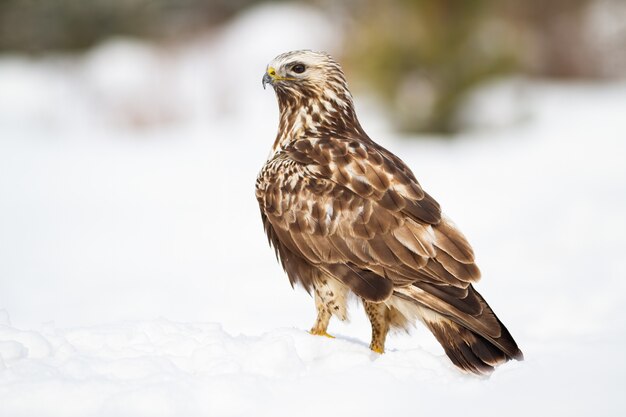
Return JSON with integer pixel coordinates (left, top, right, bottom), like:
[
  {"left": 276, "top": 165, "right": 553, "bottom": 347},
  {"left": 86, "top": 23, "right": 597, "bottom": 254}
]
[{"left": 270, "top": 86, "right": 360, "bottom": 157}]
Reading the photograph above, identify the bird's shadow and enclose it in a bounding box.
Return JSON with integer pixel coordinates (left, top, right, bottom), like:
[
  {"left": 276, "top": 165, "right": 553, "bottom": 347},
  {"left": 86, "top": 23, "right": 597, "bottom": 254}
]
[{"left": 305, "top": 330, "right": 403, "bottom": 354}]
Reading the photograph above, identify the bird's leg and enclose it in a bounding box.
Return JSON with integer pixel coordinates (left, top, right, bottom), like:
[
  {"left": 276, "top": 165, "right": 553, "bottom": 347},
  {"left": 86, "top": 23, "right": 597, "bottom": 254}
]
[
  {"left": 309, "top": 278, "right": 347, "bottom": 338},
  {"left": 363, "top": 300, "right": 390, "bottom": 353},
  {"left": 310, "top": 291, "right": 334, "bottom": 338}
]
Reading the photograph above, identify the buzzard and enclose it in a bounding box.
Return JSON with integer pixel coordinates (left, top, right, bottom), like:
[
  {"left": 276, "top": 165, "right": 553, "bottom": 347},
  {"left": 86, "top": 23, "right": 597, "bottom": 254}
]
[{"left": 256, "top": 50, "right": 523, "bottom": 375}]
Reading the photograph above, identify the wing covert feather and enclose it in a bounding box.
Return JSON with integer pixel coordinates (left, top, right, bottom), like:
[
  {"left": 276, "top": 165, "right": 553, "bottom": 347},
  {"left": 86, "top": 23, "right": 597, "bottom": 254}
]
[{"left": 256, "top": 137, "right": 481, "bottom": 306}]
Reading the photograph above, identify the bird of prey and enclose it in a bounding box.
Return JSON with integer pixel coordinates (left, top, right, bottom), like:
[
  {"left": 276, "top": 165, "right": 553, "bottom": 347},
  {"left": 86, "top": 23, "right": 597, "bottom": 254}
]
[{"left": 256, "top": 50, "right": 523, "bottom": 375}]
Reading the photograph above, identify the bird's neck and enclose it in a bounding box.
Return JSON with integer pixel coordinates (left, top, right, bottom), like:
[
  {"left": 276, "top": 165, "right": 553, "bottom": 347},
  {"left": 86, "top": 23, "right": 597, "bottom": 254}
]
[{"left": 270, "top": 89, "right": 366, "bottom": 157}]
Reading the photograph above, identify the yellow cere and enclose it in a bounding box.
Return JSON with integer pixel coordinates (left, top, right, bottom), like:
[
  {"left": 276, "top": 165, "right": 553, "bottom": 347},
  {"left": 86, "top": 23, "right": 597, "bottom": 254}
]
[{"left": 267, "top": 66, "right": 296, "bottom": 81}]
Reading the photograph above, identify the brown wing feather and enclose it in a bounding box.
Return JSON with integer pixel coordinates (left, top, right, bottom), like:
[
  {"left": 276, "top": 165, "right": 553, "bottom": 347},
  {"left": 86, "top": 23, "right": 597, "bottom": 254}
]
[
  {"left": 290, "top": 137, "right": 441, "bottom": 226},
  {"left": 258, "top": 137, "right": 477, "bottom": 293}
]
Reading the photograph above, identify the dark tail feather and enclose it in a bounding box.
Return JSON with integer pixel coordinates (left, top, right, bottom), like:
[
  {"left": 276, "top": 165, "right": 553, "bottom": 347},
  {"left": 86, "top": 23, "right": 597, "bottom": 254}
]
[
  {"left": 394, "top": 283, "right": 523, "bottom": 374},
  {"left": 424, "top": 316, "right": 523, "bottom": 375}
]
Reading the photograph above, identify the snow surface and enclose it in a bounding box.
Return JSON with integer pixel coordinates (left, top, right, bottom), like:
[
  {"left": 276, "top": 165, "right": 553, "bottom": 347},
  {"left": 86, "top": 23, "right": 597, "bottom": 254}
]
[{"left": 1, "top": 3, "right": 625, "bottom": 416}]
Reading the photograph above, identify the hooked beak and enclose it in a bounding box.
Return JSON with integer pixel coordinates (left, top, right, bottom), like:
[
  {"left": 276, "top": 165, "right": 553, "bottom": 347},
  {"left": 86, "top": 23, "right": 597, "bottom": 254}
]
[
  {"left": 262, "top": 72, "right": 273, "bottom": 90},
  {"left": 262, "top": 66, "right": 292, "bottom": 89}
]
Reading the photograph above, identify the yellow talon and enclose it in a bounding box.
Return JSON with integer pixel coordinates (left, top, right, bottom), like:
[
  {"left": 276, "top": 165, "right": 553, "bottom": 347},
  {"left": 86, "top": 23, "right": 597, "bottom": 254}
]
[
  {"left": 371, "top": 346, "right": 384, "bottom": 354},
  {"left": 309, "top": 330, "right": 335, "bottom": 338}
]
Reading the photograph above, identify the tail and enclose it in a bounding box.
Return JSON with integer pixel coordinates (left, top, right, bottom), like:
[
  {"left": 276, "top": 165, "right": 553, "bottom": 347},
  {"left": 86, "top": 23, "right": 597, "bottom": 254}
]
[
  {"left": 423, "top": 313, "right": 523, "bottom": 375},
  {"left": 393, "top": 287, "right": 523, "bottom": 375}
]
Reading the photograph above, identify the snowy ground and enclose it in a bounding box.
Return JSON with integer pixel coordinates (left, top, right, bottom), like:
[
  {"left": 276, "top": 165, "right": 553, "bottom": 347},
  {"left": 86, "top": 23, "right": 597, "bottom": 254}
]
[{"left": 1, "top": 4, "right": 625, "bottom": 416}]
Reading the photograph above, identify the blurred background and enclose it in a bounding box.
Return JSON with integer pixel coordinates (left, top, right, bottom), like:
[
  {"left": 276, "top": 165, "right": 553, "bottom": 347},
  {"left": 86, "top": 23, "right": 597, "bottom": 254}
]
[
  {"left": 0, "top": 0, "right": 625, "bottom": 343},
  {"left": 2, "top": 0, "right": 626, "bottom": 132}
]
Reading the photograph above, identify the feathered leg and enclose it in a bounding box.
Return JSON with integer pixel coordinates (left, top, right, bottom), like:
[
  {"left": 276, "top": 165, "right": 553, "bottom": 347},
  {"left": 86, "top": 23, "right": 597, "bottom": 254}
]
[
  {"left": 363, "top": 300, "right": 390, "bottom": 353},
  {"left": 310, "top": 292, "right": 333, "bottom": 337},
  {"left": 310, "top": 277, "right": 349, "bottom": 338}
]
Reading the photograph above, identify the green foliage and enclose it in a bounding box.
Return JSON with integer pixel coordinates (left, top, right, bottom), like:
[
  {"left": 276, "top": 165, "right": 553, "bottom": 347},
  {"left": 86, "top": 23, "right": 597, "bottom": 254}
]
[{"left": 341, "top": 0, "right": 519, "bottom": 133}]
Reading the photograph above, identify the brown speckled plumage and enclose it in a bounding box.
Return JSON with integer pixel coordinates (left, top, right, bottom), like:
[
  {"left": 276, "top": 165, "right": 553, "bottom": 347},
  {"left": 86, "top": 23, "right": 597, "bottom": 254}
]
[{"left": 256, "top": 50, "right": 523, "bottom": 375}]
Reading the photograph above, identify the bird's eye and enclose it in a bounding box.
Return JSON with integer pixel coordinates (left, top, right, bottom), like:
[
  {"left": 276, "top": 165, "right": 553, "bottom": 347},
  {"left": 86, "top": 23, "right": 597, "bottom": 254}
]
[{"left": 292, "top": 64, "right": 306, "bottom": 74}]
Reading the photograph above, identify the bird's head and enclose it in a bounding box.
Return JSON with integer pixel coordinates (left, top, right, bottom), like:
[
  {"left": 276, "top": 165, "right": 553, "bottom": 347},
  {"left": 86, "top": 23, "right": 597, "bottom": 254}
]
[
  {"left": 262, "top": 50, "right": 349, "bottom": 100},
  {"left": 262, "top": 50, "right": 365, "bottom": 145}
]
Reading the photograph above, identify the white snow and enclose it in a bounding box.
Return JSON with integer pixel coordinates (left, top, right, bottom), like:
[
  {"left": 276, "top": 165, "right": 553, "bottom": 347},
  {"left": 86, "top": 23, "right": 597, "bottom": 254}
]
[{"left": 1, "top": 3, "right": 625, "bottom": 416}]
